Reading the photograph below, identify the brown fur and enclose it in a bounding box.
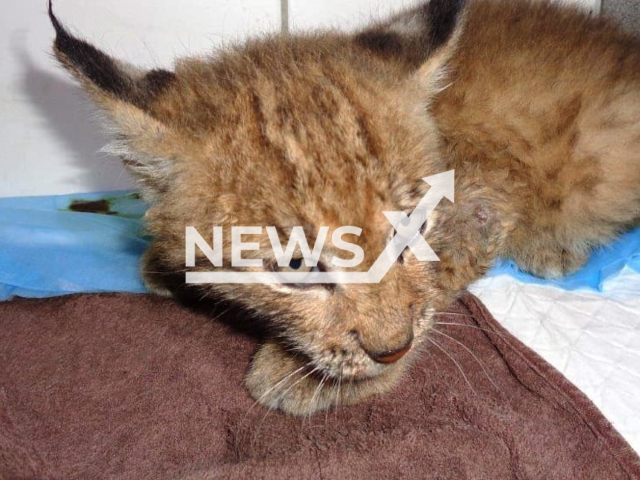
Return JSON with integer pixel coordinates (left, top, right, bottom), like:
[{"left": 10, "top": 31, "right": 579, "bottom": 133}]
[
  {"left": 433, "top": 1, "right": 640, "bottom": 278},
  {"left": 50, "top": 0, "right": 640, "bottom": 415}
]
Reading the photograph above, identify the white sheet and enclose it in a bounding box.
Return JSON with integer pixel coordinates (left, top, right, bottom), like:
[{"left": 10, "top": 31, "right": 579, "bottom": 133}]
[{"left": 470, "top": 267, "right": 640, "bottom": 454}]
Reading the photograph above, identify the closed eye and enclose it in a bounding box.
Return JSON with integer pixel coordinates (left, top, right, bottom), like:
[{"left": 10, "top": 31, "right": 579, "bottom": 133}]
[{"left": 396, "top": 218, "right": 428, "bottom": 265}]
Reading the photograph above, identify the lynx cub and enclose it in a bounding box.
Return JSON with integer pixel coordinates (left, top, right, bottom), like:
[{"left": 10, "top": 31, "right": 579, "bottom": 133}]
[{"left": 50, "top": 0, "right": 640, "bottom": 414}]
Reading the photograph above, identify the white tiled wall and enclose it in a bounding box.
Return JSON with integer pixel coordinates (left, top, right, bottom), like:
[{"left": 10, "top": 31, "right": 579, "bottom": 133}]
[
  {"left": 0, "top": 0, "right": 280, "bottom": 198},
  {"left": 289, "top": 0, "right": 417, "bottom": 31},
  {"left": 288, "top": 0, "right": 600, "bottom": 30},
  {"left": 0, "top": 0, "right": 600, "bottom": 198}
]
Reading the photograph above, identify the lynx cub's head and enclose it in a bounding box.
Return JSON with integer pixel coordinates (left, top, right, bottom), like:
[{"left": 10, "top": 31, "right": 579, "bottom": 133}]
[{"left": 50, "top": 0, "right": 481, "bottom": 414}]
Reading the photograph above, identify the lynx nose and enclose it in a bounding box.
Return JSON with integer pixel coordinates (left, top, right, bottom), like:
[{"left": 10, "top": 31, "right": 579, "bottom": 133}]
[{"left": 365, "top": 336, "right": 413, "bottom": 364}]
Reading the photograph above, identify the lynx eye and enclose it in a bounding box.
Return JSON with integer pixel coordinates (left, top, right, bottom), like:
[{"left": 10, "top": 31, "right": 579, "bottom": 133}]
[
  {"left": 289, "top": 258, "right": 303, "bottom": 270},
  {"left": 270, "top": 258, "right": 325, "bottom": 289},
  {"left": 395, "top": 213, "right": 428, "bottom": 265},
  {"left": 270, "top": 258, "right": 321, "bottom": 274}
]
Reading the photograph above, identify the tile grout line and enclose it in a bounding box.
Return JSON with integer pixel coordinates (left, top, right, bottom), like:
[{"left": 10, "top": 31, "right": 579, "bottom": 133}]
[{"left": 281, "top": 0, "right": 289, "bottom": 34}]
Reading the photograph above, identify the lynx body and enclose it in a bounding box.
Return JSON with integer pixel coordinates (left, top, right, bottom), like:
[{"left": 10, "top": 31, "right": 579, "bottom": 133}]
[{"left": 50, "top": 0, "right": 640, "bottom": 414}]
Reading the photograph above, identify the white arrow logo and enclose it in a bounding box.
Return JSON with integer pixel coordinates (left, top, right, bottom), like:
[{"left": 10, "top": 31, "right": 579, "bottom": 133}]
[{"left": 186, "top": 170, "right": 454, "bottom": 284}]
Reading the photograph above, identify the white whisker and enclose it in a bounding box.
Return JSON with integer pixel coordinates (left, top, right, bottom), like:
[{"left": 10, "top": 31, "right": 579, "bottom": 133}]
[
  {"left": 426, "top": 337, "right": 476, "bottom": 394},
  {"left": 245, "top": 363, "right": 307, "bottom": 417},
  {"left": 210, "top": 308, "right": 231, "bottom": 323},
  {"left": 434, "top": 322, "right": 510, "bottom": 340},
  {"left": 276, "top": 365, "right": 321, "bottom": 408},
  {"left": 429, "top": 311, "right": 475, "bottom": 318},
  {"left": 258, "top": 365, "right": 321, "bottom": 425},
  {"left": 431, "top": 329, "right": 499, "bottom": 391},
  {"left": 307, "top": 373, "right": 328, "bottom": 424},
  {"left": 334, "top": 366, "right": 343, "bottom": 421}
]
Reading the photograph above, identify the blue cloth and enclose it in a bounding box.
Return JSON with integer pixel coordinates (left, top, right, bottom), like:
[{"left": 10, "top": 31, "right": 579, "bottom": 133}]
[
  {"left": 1, "top": 190, "right": 639, "bottom": 299},
  {"left": 488, "top": 229, "right": 640, "bottom": 290},
  {"left": 0, "top": 191, "right": 150, "bottom": 300}
]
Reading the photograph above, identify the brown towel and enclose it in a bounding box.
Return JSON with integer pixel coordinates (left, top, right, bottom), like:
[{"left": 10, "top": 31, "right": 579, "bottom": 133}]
[{"left": 1, "top": 293, "right": 638, "bottom": 479}]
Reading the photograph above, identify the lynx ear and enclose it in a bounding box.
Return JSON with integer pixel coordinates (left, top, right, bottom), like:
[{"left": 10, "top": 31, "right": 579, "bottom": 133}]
[
  {"left": 49, "top": 1, "right": 179, "bottom": 200},
  {"left": 355, "top": 0, "right": 466, "bottom": 82}
]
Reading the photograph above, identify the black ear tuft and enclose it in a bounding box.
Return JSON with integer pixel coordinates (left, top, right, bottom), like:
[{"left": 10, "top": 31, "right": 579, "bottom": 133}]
[
  {"left": 355, "top": 0, "right": 466, "bottom": 69},
  {"left": 49, "top": 0, "right": 132, "bottom": 100},
  {"left": 141, "top": 69, "right": 178, "bottom": 99},
  {"left": 423, "top": 0, "right": 466, "bottom": 51},
  {"left": 48, "top": 1, "right": 176, "bottom": 112},
  {"left": 354, "top": 31, "right": 405, "bottom": 58}
]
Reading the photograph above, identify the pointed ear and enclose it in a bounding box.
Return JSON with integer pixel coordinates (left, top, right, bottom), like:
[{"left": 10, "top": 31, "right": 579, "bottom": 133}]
[
  {"left": 49, "top": 1, "right": 180, "bottom": 200},
  {"left": 355, "top": 0, "right": 466, "bottom": 83}
]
